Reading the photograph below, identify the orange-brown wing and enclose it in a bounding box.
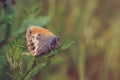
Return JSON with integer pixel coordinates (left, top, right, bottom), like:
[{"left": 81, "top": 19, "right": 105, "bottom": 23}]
[{"left": 26, "top": 26, "right": 56, "bottom": 56}]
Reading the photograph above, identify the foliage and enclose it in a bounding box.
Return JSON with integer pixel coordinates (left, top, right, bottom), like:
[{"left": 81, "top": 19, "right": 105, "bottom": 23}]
[
  {"left": 0, "top": 0, "right": 120, "bottom": 80},
  {"left": 3, "top": 35, "right": 74, "bottom": 80}
]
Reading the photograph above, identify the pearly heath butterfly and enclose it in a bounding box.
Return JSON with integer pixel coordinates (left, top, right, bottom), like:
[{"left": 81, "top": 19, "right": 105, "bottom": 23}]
[{"left": 26, "top": 26, "right": 60, "bottom": 56}]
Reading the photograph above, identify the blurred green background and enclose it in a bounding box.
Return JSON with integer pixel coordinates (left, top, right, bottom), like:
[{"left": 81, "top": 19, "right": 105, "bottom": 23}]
[{"left": 0, "top": 0, "right": 120, "bottom": 80}]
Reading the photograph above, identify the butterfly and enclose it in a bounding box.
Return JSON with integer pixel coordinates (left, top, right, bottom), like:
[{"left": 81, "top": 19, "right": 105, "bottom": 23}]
[{"left": 26, "top": 26, "right": 60, "bottom": 56}]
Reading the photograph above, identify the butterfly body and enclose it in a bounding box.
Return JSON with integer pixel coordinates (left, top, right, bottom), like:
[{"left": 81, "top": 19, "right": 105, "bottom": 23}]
[{"left": 26, "top": 26, "right": 60, "bottom": 56}]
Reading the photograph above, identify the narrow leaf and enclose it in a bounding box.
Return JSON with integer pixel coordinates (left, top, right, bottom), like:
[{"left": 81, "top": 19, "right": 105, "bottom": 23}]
[
  {"left": 24, "top": 62, "right": 47, "bottom": 80},
  {"left": 61, "top": 41, "right": 74, "bottom": 49}
]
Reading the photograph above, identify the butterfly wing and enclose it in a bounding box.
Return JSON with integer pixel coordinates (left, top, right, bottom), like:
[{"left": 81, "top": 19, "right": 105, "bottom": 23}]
[
  {"left": 35, "top": 35, "right": 56, "bottom": 55},
  {"left": 26, "top": 26, "right": 60, "bottom": 56}
]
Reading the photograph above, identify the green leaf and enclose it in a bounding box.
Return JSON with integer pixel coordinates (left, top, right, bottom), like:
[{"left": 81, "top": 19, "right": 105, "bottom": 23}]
[
  {"left": 24, "top": 62, "right": 47, "bottom": 80},
  {"left": 4, "top": 36, "right": 24, "bottom": 80},
  {"left": 26, "top": 57, "right": 36, "bottom": 72},
  {"left": 0, "top": 56, "right": 7, "bottom": 73},
  {"left": 43, "top": 41, "right": 74, "bottom": 58},
  {"left": 61, "top": 41, "right": 75, "bottom": 49},
  {"left": 23, "top": 41, "right": 74, "bottom": 80}
]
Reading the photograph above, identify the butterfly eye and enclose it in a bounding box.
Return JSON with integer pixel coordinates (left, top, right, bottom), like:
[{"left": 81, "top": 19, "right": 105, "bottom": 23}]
[{"left": 56, "top": 36, "right": 60, "bottom": 42}]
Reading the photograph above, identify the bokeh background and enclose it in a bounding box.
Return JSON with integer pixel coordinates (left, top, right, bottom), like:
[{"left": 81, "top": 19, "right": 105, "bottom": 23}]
[{"left": 0, "top": 0, "right": 120, "bottom": 80}]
